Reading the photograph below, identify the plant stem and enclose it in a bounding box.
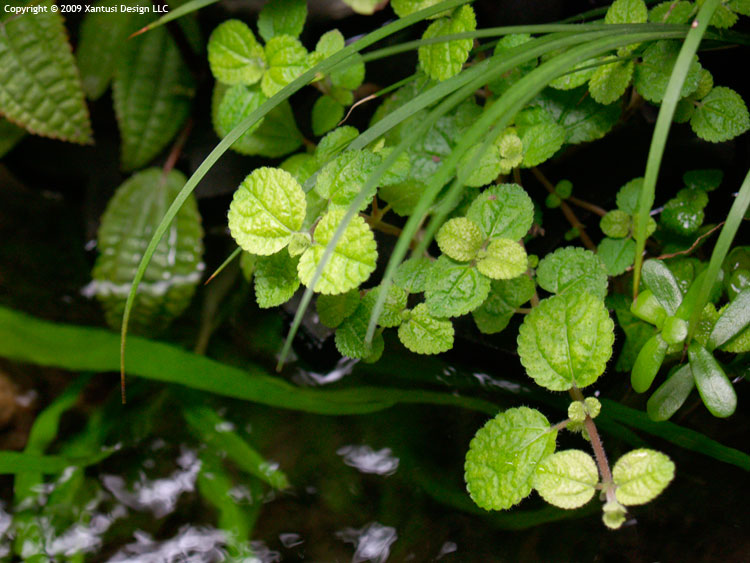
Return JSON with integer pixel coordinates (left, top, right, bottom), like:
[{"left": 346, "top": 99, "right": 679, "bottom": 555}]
[
  {"left": 363, "top": 213, "right": 403, "bottom": 237},
  {"left": 531, "top": 167, "right": 597, "bottom": 251},
  {"left": 162, "top": 118, "right": 193, "bottom": 178},
  {"left": 568, "top": 195, "right": 607, "bottom": 217},
  {"left": 569, "top": 386, "right": 616, "bottom": 502}
]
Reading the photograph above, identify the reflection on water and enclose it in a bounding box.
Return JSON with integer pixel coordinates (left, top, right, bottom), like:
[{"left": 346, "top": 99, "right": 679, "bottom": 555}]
[
  {"left": 336, "top": 522, "right": 398, "bottom": 563},
  {"left": 337, "top": 445, "right": 400, "bottom": 476},
  {"left": 102, "top": 447, "right": 201, "bottom": 518},
  {"left": 295, "top": 357, "right": 358, "bottom": 386},
  {"left": 436, "top": 541, "right": 458, "bottom": 559},
  {"left": 0, "top": 502, "right": 11, "bottom": 558},
  {"left": 108, "top": 525, "right": 227, "bottom": 562}
]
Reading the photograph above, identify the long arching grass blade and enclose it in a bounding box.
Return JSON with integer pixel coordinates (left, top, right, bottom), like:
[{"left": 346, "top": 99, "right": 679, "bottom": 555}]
[
  {"left": 632, "top": 0, "right": 722, "bottom": 298},
  {"left": 130, "top": 0, "right": 218, "bottom": 38},
  {"left": 119, "top": 0, "right": 472, "bottom": 399}
]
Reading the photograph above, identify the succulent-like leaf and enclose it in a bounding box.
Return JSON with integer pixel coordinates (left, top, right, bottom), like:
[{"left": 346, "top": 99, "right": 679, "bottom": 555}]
[
  {"left": 261, "top": 35, "right": 309, "bottom": 97},
  {"left": 690, "top": 86, "right": 750, "bottom": 143},
  {"left": 0, "top": 0, "right": 92, "bottom": 143},
  {"left": 633, "top": 40, "right": 702, "bottom": 103},
  {"left": 398, "top": 303, "right": 454, "bottom": 354},
  {"left": 641, "top": 259, "right": 682, "bottom": 315},
  {"left": 113, "top": 24, "right": 194, "bottom": 170},
  {"left": 536, "top": 247, "right": 608, "bottom": 299},
  {"left": 207, "top": 20, "right": 265, "bottom": 85},
  {"left": 418, "top": 5, "right": 476, "bottom": 81},
  {"left": 436, "top": 218, "right": 484, "bottom": 262},
  {"left": 298, "top": 209, "right": 377, "bottom": 295},
  {"left": 424, "top": 256, "right": 491, "bottom": 318},
  {"left": 466, "top": 184, "right": 534, "bottom": 242},
  {"left": 598, "top": 237, "right": 636, "bottom": 276},
  {"left": 312, "top": 95, "right": 345, "bottom": 137},
  {"left": 612, "top": 449, "right": 675, "bottom": 506},
  {"left": 688, "top": 343, "right": 737, "bottom": 418},
  {"left": 646, "top": 364, "right": 694, "bottom": 421},
  {"left": 317, "top": 290, "right": 360, "bottom": 328},
  {"left": 610, "top": 294, "right": 657, "bottom": 372},
  {"left": 254, "top": 251, "right": 300, "bottom": 308},
  {"left": 228, "top": 167, "right": 306, "bottom": 256},
  {"left": 90, "top": 169, "right": 203, "bottom": 334},
  {"left": 257, "top": 0, "right": 307, "bottom": 42},
  {"left": 631, "top": 333, "right": 668, "bottom": 393},
  {"left": 533, "top": 450, "right": 599, "bottom": 509},
  {"left": 472, "top": 276, "right": 535, "bottom": 334},
  {"left": 465, "top": 407, "right": 557, "bottom": 510},
  {"left": 517, "top": 292, "right": 614, "bottom": 391},
  {"left": 476, "top": 239, "right": 528, "bottom": 280}
]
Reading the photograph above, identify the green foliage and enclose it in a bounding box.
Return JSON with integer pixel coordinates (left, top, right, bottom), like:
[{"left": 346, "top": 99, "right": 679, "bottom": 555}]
[
  {"left": 257, "top": 0, "right": 307, "bottom": 42},
  {"left": 398, "top": 303, "right": 454, "bottom": 354},
  {"left": 207, "top": 20, "right": 266, "bottom": 85},
  {"left": 612, "top": 449, "right": 675, "bottom": 505},
  {"left": 633, "top": 40, "right": 702, "bottom": 103},
  {"left": 424, "top": 256, "right": 491, "bottom": 317},
  {"left": 533, "top": 450, "right": 598, "bottom": 509},
  {"left": 466, "top": 184, "right": 534, "bottom": 241},
  {"left": 690, "top": 86, "right": 750, "bottom": 142},
  {"left": 418, "top": 5, "right": 476, "bottom": 81},
  {"left": 254, "top": 251, "right": 300, "bottom": 308},
  {"left": 0, "top": 0, "right": 92, "bottom": 143},
  {"left": 261, "top": 35, "right": 310, "bottom": 96},
  {"left": 536, "top": 247, "right": 608, "bottom": 299},
  {"left": 472, "top": 276, "right": 535, "bottom": 334}
]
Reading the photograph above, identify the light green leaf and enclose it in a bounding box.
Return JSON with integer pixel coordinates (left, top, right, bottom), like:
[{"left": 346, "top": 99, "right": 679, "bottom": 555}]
[
  {"left": 457, "top": 142, "right": 505, "bottom": 188},
  {"left": 254, "top": 251, "right": 300, "bottom": 308},
  {"left": 313, "top": 29, "right": 345, "bottom": 60},
  {"left": 600, "top": 209, "right": 631, "bottom": 239},
  {"left": 615, "top": 177, "right": 643, "bottom": 214},
  {"left": 315, "top": 149, "right": 381, "bottom": 210},
  {"left": 207, "top": 19, "right": 266, "bottom": 85},
  {"left": 690, "top": 86, "right": 750, "bottom": 143},
  {"left": 228, "top": 167, "right": 306, "bottom": 255},
  {"left": 533, "top": 86, "right": 621, "bottom": 144},
  {"left": 661, "top": 187, "right": 708, "bottom": 235},
  {"left": 633, "top": 40, "right": 702, "bottom": 103},
  {"left": 91, "top": 169, "right": 204, "bottom": 334},
  {"left": 729, "top": 0, "right": 750, "bottom": 16},
  {"left": 392, "top": 0, "right": 446, "bottom": 18},
  {"left": 315, "top": 125, "right": 360, "bottom": 163},
  {"left": 418, "top": 5, "right": 476, "bottom": 81},
  {"left": 436, "top": 217, "right": 484, "bottom": 262},
  {"left": 330, "top": 53, "right": 366, "bottom": 91},
  {"left": 281, "top": 153, "right": 319, "bottom": 185},
  {"left": 76, "top": 0, "right": 143, "bottom": 99},
  {"left": 631, "top": 333, "right": 668, "bottom": 393},
  {"left": 649, "top": 1, "right": 694, "bottom": 23},
  {"left": 342, "top": 0, "right": 383, "bottom": 15},
  {"left": 335, "top": 302, "right": 385, "bottom": 360},
  {"left": 0, "top": 0, "right": 92, "bottom": 143},
  {"left": 472, "top": 276, "right": 535, "bottom": 334},
  {"left": 609, "top": 294, "right": 657, "bottom": 372},
  {"left": 424, "top": 256, "right": 491, "bottom": 317},
  {"left": 363, "top": 285, "right": 408, "bottom": 328},
  {"left": 589, "top": 59, "right": 634, "bottom": 105},
  {"left": 548, "top": 56, "right": 597, "bottom": 91},
  {"left": 533, "top": 450, "right": 598, "bottom": 509},
  {"left": 466, "top": 184, "right": 534, "bottom": 242},
  {"left": 536, "top": 247, "right": 608, "bottom": 299},
  {"left": 213, "top": 83, "right": 303, "bottom": 157},
  {"left": 517, "top": 292, "right": 614, "bottom": 391},
  {"left": 298, "top": 208, "right": 377, "bottom": 294},
  {"left": 688, "top": 342, "right": 737, "bottom": 418},
  {"left": 312, "top": 95, "right": 345, "bottom": 136},
  {"left": 317, "top": 290, "right": 360, "bottom": 328},
  {"left": 258, "top": 0, "right": 307, "bottom": 42},
  {"left": 641, "top": 259, "right": 682, "bottom": 315},
  {"left": 261, "top": 35, "right": 309, "bottom": 97},
  {"left": 215, "top": 84, "right": 267, "bottom": 140},
  {"left": 398, "top": 303, "right": 454, "bottom": 354},
  {"left": 465, "top": 407, "right": 557, "bottom": 510},
  {"left": 694, "top": 68, "right": 714, "bottom": 100},
  {"left": 240, "top": 251, "right": 256, "bottom": 281},
  {"left": 605, "top": 0, "right": 648, "bottom": 23},
  {"left": 598, "top": 237, "right": 636, "bottom": 276},
  {"left": 613, "top": 449, "right": 675, "bottom": 506},
  {"left": 646, "top": 364, "right": 695, "bottom": 421},
  {"left": 476, "top": 239, "right": 528, "bottom": 280},
  {"left": 113, "top": 24, "right": 194, "bottom": 170},
  {"left": 288, "top": 232, "right": 311, "bottom": 256},
  {"left": 394, "top": 257, "right": 434, "bottom": 293},
  {"left": 520, "top": 122, "right": 566, "bottom": 167}
]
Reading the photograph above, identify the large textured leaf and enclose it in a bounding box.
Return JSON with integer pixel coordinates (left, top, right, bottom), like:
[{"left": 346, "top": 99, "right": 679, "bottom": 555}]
[
  {"left": 418, "top": 5, "right": 476, "bottom": 81},
  {"left": 207, "top": 19, "right": 265, "bottom": 85},
  {"left": 89, "top": 168, "right": 204, "bottom": 334},
  {"left": 0, "top": 0, "right": 92, "bottom": 143},
  {"left": 228, "top": 167, "right": 306, "bottom": 256},
  {"left": 536, "top": 247, "right": 608, "bottom": 299},
  {"left": 261, "top": 35, "right": 309, "bottom": 97},
  {"left": 690, "top": 86, "right": 750, "bottom": 143},
  {"left": 297, "top": 209, "right": 377, "bottom": 295},
  {"left": 517, "top": 292, "right": 614, "bottom": 391},
  {"left": 466, "top": 184, "right": 534, "bottom": 242},
  {"left": 424, "top": 256, "right": 491, "bottom": 318},
  {"left": 436, "top": 217, "right": 484, "bottom": 261},
  {"left": 315, "top": 149, "right": 381, "bottom": 210},
  {"left": 76, "top": 0, "right": 145, "bottom": 100},
  {"left": 112, "top": 23, "right": 195, "bottom": 170},
  {"left": 633, "top": 40, "right": 702, "bottom": 103},
  {"left": 465, "top": 407, "right": 557, "bottom": 510}
]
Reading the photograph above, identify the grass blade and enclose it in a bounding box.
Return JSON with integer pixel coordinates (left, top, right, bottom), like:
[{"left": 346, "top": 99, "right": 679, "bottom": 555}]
[{"left": 129, "top": 0, "right": 218, "bottom": 38}]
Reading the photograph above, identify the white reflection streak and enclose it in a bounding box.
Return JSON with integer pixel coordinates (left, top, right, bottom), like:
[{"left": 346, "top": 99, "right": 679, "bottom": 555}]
[
  {"left": 337, "top": 445, "right": 399, "bottom": 476},
  {"left": 337, "top": 522, "right": 398, "bottom": 563}
]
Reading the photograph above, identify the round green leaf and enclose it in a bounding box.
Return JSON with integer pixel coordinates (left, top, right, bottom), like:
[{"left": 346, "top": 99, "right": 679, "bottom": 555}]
[
  {"left": 597, "top": 237, "right": 636, "bottom": 276},
  {"left": 649, "top": 1, "right": 693, "bottom": 23},
  {"left": 476, "top": 239, "right": 528, "bottom": 280},
  {"left": 661, "top": 188, "right": 708, "bottom": 235},
  {"left": 633, "top": 40, "right": 702, "bottom": 103},
  {"left": 298, "top": 209, "right": 377, "bottom": 295},
  {"left": 314, "top": 149, "right": 381, "bottom": 211},
  {"left": 261, "top": 35, "right": 309, "bottom": 97},
  {"left": 536, "top": 247, "right": 608, "bottom": 299},
  {"left": 215, "top": 84, "right": 266, "bottom": 141},
  {"left": 472, "top": 276, "right": 535, "bottom": 334},
  {"left": 600, "top": 209, "right": 631, "bottom": 239},
  {"left": 465, "top": 407, "right": 557, "bottom": 511},
  {"left": 311, "top": 95, "right": 345, "bottom": 137},
  {"left": 533, "top": 450, "right": 599, "bottom": 509},
  {"left": 615, "top": 177, "right": 643, "bottom": 214},
  {"left": 363, "top": 285, "right": 408, "bottom": 328},
  {"left": 335, "top": 302, "right": 385, "bottom": 360},
  {"left": 466, "top": 184, "right": 534, "bottom": 242},
  {"left": 613, "top": 449, "right": 675, "bottom": 506},
  {"left": 424, "top": 256, "right": 491, "bottom": 318},
  {"left": 690, "top": 86, "right": 750, "bottom": 143},
  {"left": 605, "top": 0, "right": 648, "bottom": 23},
  {"left": 517, "top": 292, "right": 615, "bottom": 391},
  {"left": 207, "top": 20, "right": 265, "bottom": 85},
  {"left": 317, "top": 290, "right": 360, "bottom": 328},
  {"left": 589, "top": 59, "right": 634, "bottom": 105},
  {"left": 254, "top": 251, "right": 300, "bottom": 308},
  {"left": 257, "top": 0, "right": 307, "bottom": 42},
  {"left": 436, "top": 218, "right": 484, "bottom": 262},
  {"left": 398, "top": 303, "right": 454, "bottom": 355},
  {"left": 392, "top": 0, "right": 446, "bottom": 18},
  {"left": 394, "top": 257, "right": 434, "bottom": 294},
  {"left": 315, "top": 126, "right": 360, "bottom": 163},
  {"left": 520, "top": 122, "right": 566, "bottom": 168},
  {"left": 228, "top": 167, "right": 306, "bottom": 256},
  {"left": 418, "top": 5, "right": 476, "bottom": 81}
]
